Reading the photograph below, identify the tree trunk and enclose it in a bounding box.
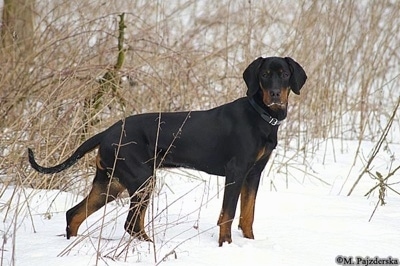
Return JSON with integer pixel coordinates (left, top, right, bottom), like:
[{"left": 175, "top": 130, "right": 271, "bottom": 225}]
[{"left": 1, "top": 0, "right": 35, "bottom": 57}]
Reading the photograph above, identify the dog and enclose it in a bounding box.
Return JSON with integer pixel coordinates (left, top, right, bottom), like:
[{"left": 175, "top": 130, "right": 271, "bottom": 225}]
[{"left": 28, "top": 56, "right": 307, "bottom": 246}]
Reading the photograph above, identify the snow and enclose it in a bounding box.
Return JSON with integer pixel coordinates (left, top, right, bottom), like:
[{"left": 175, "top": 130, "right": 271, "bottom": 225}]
[{"left": 1, "top": 139, "right": 399, "bottom": 266}]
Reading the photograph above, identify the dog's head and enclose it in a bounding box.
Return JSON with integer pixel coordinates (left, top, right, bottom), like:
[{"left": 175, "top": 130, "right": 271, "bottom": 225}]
[{"left": 243, "top": 56, "right": 307, "bottom": 112}]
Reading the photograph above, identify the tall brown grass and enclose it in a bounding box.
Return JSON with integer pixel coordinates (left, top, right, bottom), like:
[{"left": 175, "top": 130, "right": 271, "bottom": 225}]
[
  {"left": 0, "top": 0, "right": 398, "bottom": 194},
  {"left": 0, "top": 0, "right": 399, "bottom": 209}
]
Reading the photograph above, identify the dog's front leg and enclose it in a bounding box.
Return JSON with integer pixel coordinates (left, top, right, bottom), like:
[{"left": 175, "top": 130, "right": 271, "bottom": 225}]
[
  {"left": 217, "top": 158, "right": 248, "bottom": 247},
  {"left": 239, "top": 152, "right": 271, "bottom": 239},
  {"left": 238, "top": 170, "right": 262, "bottom": 239}
]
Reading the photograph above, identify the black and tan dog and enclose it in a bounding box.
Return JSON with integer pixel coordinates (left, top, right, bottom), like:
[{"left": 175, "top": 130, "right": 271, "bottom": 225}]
[{"left": 28, "top": 56, "right": 307, "bottom": 246}]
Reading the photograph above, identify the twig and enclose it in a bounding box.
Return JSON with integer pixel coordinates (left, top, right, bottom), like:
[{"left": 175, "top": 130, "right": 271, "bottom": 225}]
[
  {"left": 347, "top": 97, "right": 400, "bottom": 196},
  {"left": 95, "top": 118, "right": 127, "bottom": 265},
  {"left": 368, "top": 200, "right": 379, "bottom": 222},
  {"left": 364, "top": 165, "right": 400, "bottom": 197},
  {"left": 151, "top": 110, "right": 162, "bottom": 264}
]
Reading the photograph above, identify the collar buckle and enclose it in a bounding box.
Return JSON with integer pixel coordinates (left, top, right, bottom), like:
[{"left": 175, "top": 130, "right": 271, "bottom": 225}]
[
  {"left": 249, "top": 98, "right": 283, "bottom": 126},
  {"left": 268, "top": 117, "right": 280, "bottom": 126}
]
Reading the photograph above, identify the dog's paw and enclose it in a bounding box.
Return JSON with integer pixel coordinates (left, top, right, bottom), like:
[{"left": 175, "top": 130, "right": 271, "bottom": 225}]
[{"left": 218, "top": 233, "right": 232, "bottom": 247}]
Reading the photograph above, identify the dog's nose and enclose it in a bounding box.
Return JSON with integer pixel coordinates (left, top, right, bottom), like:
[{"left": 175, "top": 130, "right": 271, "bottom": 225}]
[{"left": 269, "top": 90, "right": 281, "bottom": 98}]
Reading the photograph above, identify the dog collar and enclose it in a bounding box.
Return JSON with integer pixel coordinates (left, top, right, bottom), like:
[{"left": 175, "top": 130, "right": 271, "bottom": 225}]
[{"left": 248, "top": 98, "right": 283, "bottom": 126}]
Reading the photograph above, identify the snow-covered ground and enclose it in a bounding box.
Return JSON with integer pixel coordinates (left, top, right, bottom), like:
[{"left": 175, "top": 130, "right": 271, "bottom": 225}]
[{"left": 1, "top": 139, "right": 399, "bottom": 265}]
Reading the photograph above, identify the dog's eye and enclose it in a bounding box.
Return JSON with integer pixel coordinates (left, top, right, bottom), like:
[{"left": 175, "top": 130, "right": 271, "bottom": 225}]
[
  {"left": 281, "top": 72, "right": 289, "bottom": 79},
  {"left": 262, "top": 71, "right": 270, "bottom": 77}
]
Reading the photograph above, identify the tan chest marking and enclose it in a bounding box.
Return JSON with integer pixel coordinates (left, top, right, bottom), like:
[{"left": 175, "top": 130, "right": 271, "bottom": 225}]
[
  {"left": 96, "top": 153, "right": 105, "bottom": 170},
  {"left": 256, "top": 147, "right": 266, "bottom": 161}
]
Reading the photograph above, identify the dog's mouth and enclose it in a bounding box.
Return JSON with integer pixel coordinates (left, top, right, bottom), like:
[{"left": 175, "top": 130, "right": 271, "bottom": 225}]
[
  {"left": 265, "top": 102, "right": 287, "bottom": 111},
  {"left": 267, "top": 102, "right": 286, "bottom": 108}
]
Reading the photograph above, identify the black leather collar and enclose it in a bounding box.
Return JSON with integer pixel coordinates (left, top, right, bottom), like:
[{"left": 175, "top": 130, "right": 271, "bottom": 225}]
[{"left": 248, "top": 98, "right": 283, "bottom": 126}]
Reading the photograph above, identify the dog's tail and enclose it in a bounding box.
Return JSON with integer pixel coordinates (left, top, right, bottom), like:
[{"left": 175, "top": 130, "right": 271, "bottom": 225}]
[{"left": 28, "top": 131, "right": 105, "bottom": 174}]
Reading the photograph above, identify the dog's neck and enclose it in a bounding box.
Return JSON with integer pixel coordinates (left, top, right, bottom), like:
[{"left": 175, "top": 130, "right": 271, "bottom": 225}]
[{"left": 248, "top": 97, "right": 286, "bottom": 125}]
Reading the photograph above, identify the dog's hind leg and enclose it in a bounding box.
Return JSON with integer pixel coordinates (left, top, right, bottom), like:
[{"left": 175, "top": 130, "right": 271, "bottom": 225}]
[
  {"left": 124, "top": 178, "right": 155, "bottom": 241},
  {"left": 65, "top": 169, "right": 125, "bottom": 238}
]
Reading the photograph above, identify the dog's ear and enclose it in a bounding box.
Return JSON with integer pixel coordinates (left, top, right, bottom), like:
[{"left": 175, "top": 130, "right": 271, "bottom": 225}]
[
  {"left": 243, "top": 57, "right": 265, "bottom": 97},
  {"left": 284, "top": 57, "right": 307, "bottom": 95}
]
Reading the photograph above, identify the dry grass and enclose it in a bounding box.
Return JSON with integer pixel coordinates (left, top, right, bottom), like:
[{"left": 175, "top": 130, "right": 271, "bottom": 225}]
[
  {"left": 1, "top": 0, "right": 400, "bottom": 263},
  {"left": 1, "top": 0, "right": 399, "bottom": 187}
]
